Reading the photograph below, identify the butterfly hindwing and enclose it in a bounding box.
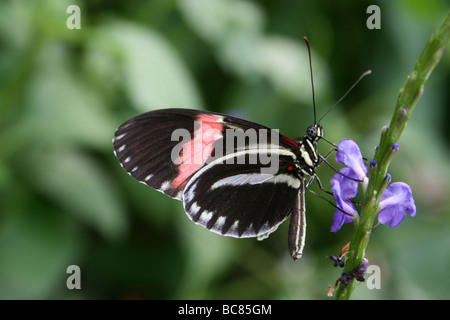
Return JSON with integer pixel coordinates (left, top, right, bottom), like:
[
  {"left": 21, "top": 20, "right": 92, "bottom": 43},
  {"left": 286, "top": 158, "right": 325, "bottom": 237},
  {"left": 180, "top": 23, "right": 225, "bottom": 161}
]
[{"left": 183, "top": 151, "right": 302, "bottom": 239}]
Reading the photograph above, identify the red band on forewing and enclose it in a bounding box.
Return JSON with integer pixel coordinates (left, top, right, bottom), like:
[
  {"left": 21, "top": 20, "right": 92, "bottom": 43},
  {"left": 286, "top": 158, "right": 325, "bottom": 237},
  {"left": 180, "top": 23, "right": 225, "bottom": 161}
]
[
  {"left": 282, "top": 135, "right": 298, "bottom": 147},
  {"left": 171, "top": 114, "right": 223, "bottom": 188}
]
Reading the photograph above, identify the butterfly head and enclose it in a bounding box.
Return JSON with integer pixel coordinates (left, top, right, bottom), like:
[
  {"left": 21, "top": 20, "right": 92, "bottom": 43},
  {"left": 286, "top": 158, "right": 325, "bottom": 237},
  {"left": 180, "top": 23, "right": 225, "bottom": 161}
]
[{"left": 306, "top": 124, "right": 323, "bottom": 143}]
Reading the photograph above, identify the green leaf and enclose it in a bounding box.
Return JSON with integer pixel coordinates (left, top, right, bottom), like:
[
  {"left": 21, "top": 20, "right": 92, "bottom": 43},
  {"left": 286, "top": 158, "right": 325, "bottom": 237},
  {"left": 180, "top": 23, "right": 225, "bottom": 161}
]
[
  {"left": 178, "top": 0, "right": 264, "bottom": 43},
  {"left": 0, "top": 199, "right": 81, "bottom": 299},
  {"left": 14, "top": 43, "right": 116, "bottom": 151},
  {"left": 29, "top": 148, "right": 127, "bottom": 241},
  {"left": 87, "top": 22, "right": 202, "bottom": 112},
  {"left": 179, "top": 0, "right": 328, "bottom": 103},
  {"left": 257, "top": 35, "right": 327, "bottom": 104}
]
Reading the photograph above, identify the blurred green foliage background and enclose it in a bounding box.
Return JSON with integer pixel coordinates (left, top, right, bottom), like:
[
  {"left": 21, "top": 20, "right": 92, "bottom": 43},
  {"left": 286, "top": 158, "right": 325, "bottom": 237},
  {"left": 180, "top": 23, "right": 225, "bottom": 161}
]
[{"left": 0, "top": 0, "right": 449, "bottom": 299}]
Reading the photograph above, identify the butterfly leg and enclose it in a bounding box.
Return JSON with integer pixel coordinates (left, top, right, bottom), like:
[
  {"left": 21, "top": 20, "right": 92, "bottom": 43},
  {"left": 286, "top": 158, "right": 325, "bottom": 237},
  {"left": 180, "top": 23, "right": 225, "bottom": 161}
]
[
  {"left": 306, "top": 174, "right": 333, "bottom": 196},
  {"left": 306, "top": 175, "right": 358, "bottom": 217}
]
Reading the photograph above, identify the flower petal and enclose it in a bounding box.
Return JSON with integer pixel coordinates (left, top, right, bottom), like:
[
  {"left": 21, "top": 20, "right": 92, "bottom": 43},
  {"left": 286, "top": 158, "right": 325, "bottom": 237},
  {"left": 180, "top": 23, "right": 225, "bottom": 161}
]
[
  {"left": 330, "top": 208, "right": 354, "bottom": 232},
  {"left": 378, "top": 182, "right": 416, "bottom": 228},
  {"left": 330, "top": 167, "right": 359, "bottom": 232},
  {"left": 331, "top": 167, "right": 359, "bottom": 212},
  {"left": 335, "top": 139, "right": 368, "bottom": 181}
]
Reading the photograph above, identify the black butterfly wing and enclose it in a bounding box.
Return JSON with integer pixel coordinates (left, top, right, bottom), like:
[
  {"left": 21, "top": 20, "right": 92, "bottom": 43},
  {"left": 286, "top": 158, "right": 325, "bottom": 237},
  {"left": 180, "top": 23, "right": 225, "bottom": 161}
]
[
  {"left": 114, "top": 109, "right": 201, "bottom": 199},
  {"left": 182, "top": 151, "right": 303, "bottom": 240},
  {"left": 113, "top": 108, "right": 299, "bottom": 200}
]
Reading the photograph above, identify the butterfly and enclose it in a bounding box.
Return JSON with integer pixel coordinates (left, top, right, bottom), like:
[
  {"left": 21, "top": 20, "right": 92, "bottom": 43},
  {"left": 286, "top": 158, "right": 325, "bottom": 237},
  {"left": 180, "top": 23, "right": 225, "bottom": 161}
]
[{"left": 113, "top": 108, "right": 324, "bottom": 260}]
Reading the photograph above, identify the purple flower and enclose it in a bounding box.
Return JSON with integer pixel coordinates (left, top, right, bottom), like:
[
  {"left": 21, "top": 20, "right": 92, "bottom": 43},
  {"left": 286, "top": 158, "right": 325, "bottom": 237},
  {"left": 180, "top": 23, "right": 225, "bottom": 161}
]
[
  {"left": 378, "top": 182, "right": 416, "bottom": 228},
  {"left": 329, "top": 254, "right": 345, "bottom": 268},
  {"left": 329, "top": 138, "right": 416, "bottom": 232},
  {"left": 392, "top": 143, "right": 399, "bottom": 152},
  {"left": 335, "top": 139, "right": 368, "bottom": 185},
  {"left": 330, "top": 167, "right": 359, "bottom": 232},
  {"left": 352, "top": 258, "right": 368, "bottom": 282},
  {"left": 330, "top": 139, "right": 368, "bottom": 232},
  {"left": 339, "top": 258, "right": 368, "bottom": 286}
]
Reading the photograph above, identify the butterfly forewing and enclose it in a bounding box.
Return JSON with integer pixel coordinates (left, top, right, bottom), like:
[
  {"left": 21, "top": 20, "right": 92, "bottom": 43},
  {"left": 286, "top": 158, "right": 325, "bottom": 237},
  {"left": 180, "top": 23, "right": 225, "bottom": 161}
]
[
  {"left": 114, "top": 110, "right": 199, "bottom": 199},
  {"left": 113, "top": 109, "right": 299, "bottom": 199}
]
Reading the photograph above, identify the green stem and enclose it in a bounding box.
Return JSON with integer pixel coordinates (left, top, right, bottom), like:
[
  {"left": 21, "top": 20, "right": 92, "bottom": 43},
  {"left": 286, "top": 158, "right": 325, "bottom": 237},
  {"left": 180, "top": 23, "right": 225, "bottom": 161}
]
[{"left": 335, "top": 10, "right": 450, "bottom": 300}]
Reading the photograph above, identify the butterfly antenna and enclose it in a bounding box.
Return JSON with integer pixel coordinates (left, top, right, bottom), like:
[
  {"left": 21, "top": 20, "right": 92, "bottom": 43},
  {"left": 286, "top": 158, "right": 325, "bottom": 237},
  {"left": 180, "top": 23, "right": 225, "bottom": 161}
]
[
  {"left": 317, "top": 70, "right": 372, "bottom": 125},
  {"left": 303, "top": 37, "right": 317, "bottom": 124}
]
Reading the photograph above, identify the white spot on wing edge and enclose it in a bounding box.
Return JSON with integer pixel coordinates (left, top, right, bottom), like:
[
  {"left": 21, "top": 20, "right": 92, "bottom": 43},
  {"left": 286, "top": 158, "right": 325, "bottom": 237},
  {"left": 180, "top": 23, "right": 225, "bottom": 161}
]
[
  {"left": 189, "top": 202, "right": 201, "bottom": 217},
  {"left": 198, "top": 210, "right": 213, "bottom": 225},
  {"left": 225, "top": 219, "right": 240, "bottom": 236},
  {"left": 121, "top": 122, "right": 133, "bottom": 129},
  {"left": 213, "top": 216, "right": 226, "bottom": 230},
  {"left": 117, "top": 144, "right": 126, "bottom": 152},
  {"left": 116, "top": 133, "right": 127, "bottom": 140},
  {"left": 174, "top": 190, "right": 183, "bottom": 200},
  {"left": 159, "top": 181, "right": 171, "bottom": 192}
]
